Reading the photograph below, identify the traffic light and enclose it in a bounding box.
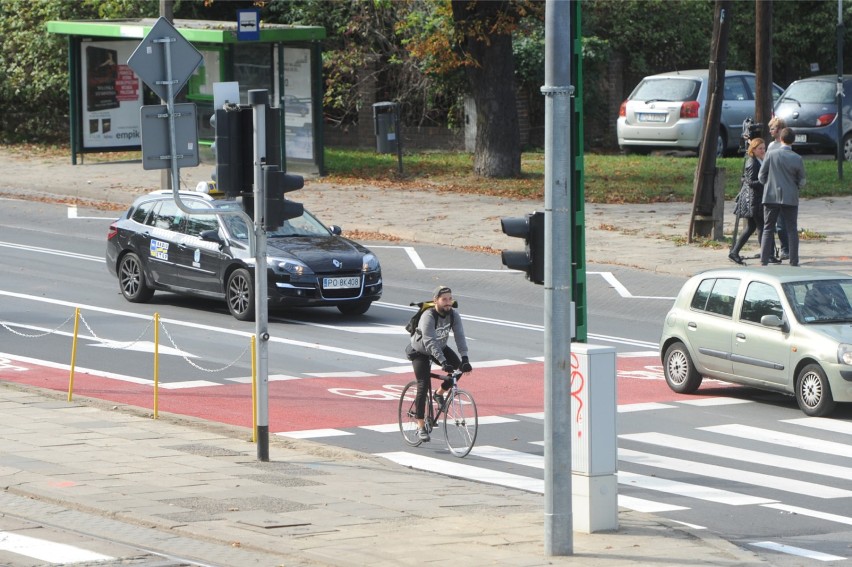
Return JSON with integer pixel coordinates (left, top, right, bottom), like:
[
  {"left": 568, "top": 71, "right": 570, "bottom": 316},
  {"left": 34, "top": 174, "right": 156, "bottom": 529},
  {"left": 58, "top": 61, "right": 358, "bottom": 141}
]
[
  {"left": 264, "top": 165, "right": 304, "bottom": 230},
  {"left": 211, "top": 105, "right": 253, "bottom": 198},
  {"left": 500, "top": 211, "right": 545, "bottom": 285}
]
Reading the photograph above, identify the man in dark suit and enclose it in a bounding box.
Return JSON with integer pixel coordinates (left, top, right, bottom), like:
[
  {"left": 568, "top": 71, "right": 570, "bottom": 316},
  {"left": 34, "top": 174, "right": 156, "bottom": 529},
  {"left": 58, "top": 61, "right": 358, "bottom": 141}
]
[{"left": 758, "top": 127, "right": 806, "bottom": 266}]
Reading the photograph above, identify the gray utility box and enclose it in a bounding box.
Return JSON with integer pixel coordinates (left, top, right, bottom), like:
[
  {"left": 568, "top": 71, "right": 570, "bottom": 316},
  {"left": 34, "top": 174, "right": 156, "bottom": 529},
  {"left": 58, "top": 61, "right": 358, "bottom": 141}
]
[{"left": 372, "top": 101, "right": 399, "bottom": 153}]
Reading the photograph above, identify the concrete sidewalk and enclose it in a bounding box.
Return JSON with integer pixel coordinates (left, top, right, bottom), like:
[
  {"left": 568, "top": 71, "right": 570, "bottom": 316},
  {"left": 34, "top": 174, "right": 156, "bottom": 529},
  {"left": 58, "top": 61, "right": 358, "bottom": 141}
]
[{"left": 1, "top": 148, "right": 848, "bottom": 565}]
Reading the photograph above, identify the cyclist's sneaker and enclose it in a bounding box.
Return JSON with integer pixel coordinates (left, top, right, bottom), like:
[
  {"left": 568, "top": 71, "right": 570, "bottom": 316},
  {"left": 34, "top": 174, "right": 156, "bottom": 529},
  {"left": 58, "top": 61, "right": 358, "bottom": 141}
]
[
  {"left": 418, "top": 428, "right": 430, "bottom": 442},
  {"left": 434, "top": 390, "right": 445, "bottom": 409}
]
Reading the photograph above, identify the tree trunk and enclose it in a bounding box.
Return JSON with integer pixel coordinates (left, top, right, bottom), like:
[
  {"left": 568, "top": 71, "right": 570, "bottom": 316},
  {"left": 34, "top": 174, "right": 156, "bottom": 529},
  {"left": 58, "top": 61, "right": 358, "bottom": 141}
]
[{"left": 452, "top": 0, "right": 521, "bottom": 178}]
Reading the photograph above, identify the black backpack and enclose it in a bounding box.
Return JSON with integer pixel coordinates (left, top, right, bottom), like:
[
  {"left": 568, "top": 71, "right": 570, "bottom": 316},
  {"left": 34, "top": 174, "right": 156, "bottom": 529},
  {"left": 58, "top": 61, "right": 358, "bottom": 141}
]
[{"left": 405, "top": 300, "right": 457, "bottom": 336}]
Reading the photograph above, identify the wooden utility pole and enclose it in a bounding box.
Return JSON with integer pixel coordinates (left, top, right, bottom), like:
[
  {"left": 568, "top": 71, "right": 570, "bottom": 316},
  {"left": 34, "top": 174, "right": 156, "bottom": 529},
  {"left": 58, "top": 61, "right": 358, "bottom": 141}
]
[
  {"left": 689, "top": 0, "right": 731, "bottom": 241},
  {"left": 755, "top": 0, "right": 773, "bottom": 137}
]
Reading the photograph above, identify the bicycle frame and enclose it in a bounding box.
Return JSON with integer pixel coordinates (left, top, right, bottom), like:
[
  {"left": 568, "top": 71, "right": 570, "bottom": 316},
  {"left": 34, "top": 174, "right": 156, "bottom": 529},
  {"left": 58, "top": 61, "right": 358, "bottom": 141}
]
[{"left": 398, "top": 369, "right": 478, "bottom": 457}]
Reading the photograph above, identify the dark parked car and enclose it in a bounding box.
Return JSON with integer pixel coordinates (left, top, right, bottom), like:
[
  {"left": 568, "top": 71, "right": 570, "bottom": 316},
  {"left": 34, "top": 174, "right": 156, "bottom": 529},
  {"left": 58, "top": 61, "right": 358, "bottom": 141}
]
[
  {"left": 106, "top": 190, "right": 382, "bottom": 321},
  {"left": 773, "top": 74, "right": 852, "bottom": 160}
]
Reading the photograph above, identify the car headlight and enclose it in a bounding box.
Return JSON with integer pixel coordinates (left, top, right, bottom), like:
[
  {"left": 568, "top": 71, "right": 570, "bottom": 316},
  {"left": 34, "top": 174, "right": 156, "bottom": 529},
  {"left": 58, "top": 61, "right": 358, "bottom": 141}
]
[
  {"left": 362, "top": 253, "right": 380, "bottom": 272},
  {"left": 838, "top": 344, "right": 852, "bottom": 366},
  {"left": 276, "top": 259, "right": 313, "bottom": 276}
]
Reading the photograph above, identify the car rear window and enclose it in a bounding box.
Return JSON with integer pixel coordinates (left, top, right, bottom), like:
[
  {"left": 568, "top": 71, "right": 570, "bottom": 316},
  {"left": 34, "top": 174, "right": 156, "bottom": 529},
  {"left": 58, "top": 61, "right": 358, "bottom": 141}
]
[
  {"left": 781, "top": 80, "right": 835, "bottom": 104},
  {"left": 690, "top": 277, "right": 739, "bottom": 317},
  {"left": 631, "top": 78, "right": 700, "bottom": 102},
  {"left": 130, "top": 200, "right": 156, "bottom": 224}
]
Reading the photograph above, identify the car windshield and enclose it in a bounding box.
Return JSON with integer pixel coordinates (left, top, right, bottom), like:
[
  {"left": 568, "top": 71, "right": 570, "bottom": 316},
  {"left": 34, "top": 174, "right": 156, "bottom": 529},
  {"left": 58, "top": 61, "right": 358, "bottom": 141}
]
[
  {"left": 223, "top": 210, "right": 331, "bottom": 242},
  {"left": 781, "top": 80, "right": 835, "bottom": 104},
  {"left": 631, "top": 78, "right": 700, "bottom": 102},
  {"left": 268, "top": 213, "right": 331, "bottom": 238},
  {"left": 783, "top": 279, "right": 852, "bottom": 323}
]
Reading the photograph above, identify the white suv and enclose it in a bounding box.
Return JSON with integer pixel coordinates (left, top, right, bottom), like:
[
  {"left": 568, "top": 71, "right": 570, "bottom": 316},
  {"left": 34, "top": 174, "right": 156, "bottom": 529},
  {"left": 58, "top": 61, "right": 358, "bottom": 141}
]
[{"left": 617, "top": 69, "right": 783, "bottom": 156}]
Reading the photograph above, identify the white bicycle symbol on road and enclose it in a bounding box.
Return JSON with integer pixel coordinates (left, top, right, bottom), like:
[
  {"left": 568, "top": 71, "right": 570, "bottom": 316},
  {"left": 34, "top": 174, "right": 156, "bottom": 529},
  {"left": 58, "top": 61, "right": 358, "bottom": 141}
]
[{"left": 328, "top": 384, "right": 409, "bottom": 401}]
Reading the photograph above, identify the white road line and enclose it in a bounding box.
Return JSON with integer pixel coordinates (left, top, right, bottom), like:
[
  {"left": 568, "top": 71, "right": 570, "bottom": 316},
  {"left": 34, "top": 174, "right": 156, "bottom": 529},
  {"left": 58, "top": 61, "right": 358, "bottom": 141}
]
[
  {"left": 619, "top": 471, "right": 776, "bottom": 506},
  {"left": 621, "top": 432, "right": 852, "bottom": 481},
  {"left": 376, "top": 451, "right": 545, "bottom": 493},
  {"left": 472, "top": 445, "right": 543, "bottom": 469},
  {"left": 678, "top": 397, "right": 753, "bottom": 406},
  {"left": 619, "top": 448, "right": 852, "bottom": 499},
  {"left": 762, "top": 503, "right": 852, "bottom": 527},
  {"left": 304, "top": 371, "right": 375, "bottom": 378},
  {"left": 0, "top": 352, "right": 153, "bottom": 385},
  {"left": 748, "top": 541, "right": 846, "bottom": 562},
  {"left": 618, "top": 402, "right": 676, "bottom": 413},
  {"left": 783, "top": 416, "right": 852, "bottom": 436},
  {"left": 618, "top": 495, "right": 688, "bottom": 513},
  {"left": 275, "top": 429, "right": 353, "bottom": 439},
  {"left": 0, "top": 240, "right": 105, "bottom": 262},
  {"left": 701, "top": 423, "right": 852, "bottom": 459},
  {"left": 0, "top": 530, "right": 114, "bottom": 563}
]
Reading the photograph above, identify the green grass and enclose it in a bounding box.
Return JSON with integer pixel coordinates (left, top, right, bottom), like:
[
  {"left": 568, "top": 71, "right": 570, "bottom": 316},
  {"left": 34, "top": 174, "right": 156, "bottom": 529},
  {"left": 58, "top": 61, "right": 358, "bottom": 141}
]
[{"left": 325, "top": 148, "right": 852, "bottom": 203}]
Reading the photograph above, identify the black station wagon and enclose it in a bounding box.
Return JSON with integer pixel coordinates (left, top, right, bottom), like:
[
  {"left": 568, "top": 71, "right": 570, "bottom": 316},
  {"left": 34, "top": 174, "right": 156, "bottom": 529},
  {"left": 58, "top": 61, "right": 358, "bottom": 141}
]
[{"left": 106, "top": 190, "right": 382, "bottom": 321}]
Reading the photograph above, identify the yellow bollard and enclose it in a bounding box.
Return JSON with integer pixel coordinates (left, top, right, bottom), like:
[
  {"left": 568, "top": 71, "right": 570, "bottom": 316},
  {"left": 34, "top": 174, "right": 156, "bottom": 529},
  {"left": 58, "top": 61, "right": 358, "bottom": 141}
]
[
  {"left": 251, "top": 334, "right": 257, "bottom": 443},
  {"left": 68, "top": 307, "right": 80, "bottom": 401},
  {"left": 153, "top": 312, "right": 159, "bottom": 419}
]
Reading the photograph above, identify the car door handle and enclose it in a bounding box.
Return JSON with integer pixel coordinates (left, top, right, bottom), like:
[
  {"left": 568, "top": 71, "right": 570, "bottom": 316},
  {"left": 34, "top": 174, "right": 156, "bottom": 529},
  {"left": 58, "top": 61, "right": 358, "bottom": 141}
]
[
  {"left": 687, "top": 322, "right": 698, "bottom": 330},
  {"left": 736, "top": 332, "right": 746, "bottom": 341}
]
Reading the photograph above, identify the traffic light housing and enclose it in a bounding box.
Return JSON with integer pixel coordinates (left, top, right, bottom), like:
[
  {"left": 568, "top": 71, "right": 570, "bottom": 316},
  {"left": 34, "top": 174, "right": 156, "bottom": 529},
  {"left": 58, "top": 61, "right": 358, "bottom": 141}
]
[
  {"left": 500, "top": 211, "right": 545, "bottom": 285},
  {"left": 211, "top": 105, "right": 253, "bottom": 198},
  {"left": 211, "top": 104, "right": 281, "bottom": 199},
  {"left": 264, "top": 165, "right": 304, "bottom": 230}
]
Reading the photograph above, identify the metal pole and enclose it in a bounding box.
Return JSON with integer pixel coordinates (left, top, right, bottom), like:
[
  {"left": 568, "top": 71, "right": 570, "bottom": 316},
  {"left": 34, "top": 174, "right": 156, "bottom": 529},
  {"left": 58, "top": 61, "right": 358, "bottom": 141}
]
[
  {"left": 542, "top": 0, "right": 573, "bottom": 556},
  {"left": 838, "top": 0, "right": 844, "bottom": 179},
  {"left": 249, "top": 89, "right": 270, "bottom": 462}
]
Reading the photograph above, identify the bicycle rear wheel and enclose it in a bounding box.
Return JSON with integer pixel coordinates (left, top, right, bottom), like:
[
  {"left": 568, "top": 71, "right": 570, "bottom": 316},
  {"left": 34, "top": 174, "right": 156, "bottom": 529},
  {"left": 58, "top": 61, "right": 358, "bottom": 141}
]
[
  {"left": 443, "top": 389, "right": 478, "bottom": 457},
  {"left": 398, "top": 381, "right": 422, "bottom": 446}
]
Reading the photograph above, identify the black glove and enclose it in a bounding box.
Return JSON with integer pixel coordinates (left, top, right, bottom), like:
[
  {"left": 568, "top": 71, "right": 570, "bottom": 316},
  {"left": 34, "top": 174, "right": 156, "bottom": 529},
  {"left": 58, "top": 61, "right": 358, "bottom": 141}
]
[
  {"left": 441, "top": 362, "right": 455, "bottom": 374},
  {"left": 460, "top": 356, "right": 472, "bottom": 373}
]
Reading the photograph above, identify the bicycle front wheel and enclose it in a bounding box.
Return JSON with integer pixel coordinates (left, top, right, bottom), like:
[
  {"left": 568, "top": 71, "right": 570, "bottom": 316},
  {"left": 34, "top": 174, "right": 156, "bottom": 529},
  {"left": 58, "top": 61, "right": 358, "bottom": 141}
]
[
  {"left": 398, "top": 381, "right": 422, "bottom": 447},
  {"left": 443, "top": 389, "right": 478, "bottom": 457}
]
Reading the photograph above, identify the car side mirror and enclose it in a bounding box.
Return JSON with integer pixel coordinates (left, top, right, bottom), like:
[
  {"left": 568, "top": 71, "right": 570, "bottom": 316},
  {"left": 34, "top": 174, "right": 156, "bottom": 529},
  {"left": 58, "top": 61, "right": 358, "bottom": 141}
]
[
  {"left": 760, "top": 314, "right": 786, "bottom": 330},
  {"left": 329, "top": 225, "right": 342, "bottom": 236},
  {"left": 200, "top": 229, "right": 223, "bottom": 245}
]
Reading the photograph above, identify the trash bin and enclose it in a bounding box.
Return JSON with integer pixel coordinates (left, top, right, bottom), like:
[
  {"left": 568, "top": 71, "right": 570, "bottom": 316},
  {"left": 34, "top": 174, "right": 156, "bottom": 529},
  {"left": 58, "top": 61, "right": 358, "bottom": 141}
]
[{"left": 372, "top": 101, "right": 398, "bottom": 154}]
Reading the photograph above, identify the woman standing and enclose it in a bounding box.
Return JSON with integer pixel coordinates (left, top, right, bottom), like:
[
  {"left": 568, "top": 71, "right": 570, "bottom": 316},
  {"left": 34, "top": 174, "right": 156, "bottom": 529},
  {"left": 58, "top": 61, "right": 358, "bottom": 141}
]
[{"left": 729, "top": 138, "right": 766, "bottom": 265}]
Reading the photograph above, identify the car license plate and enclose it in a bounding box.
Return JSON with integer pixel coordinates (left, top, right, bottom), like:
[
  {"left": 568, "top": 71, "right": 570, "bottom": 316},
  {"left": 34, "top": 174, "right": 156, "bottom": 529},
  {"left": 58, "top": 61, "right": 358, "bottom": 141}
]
[
  {"left": 638, "top": 113, "right": 666, "bottom": 122},
  {"left": 795, "top": 134, "right": 807, "bottom": 143},
  {"left": 323, "top": 276, "right": 361, "bottom": 289}
]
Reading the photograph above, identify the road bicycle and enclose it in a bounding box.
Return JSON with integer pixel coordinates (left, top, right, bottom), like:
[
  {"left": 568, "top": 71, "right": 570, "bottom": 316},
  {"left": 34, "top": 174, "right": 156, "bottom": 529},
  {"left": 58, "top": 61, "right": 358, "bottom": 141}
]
[{"left": 397, "top": 370, "right": 478, "bottom": 457}]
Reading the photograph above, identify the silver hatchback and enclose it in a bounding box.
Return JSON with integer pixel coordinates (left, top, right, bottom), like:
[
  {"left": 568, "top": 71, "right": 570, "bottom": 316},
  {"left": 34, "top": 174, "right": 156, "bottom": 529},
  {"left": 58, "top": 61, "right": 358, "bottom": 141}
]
[
  {"left": 660, "top": 266, "right": 852, "bottom": 416},
  {"left": 618, "top": 69, "right": 783, "bottom": 156}
]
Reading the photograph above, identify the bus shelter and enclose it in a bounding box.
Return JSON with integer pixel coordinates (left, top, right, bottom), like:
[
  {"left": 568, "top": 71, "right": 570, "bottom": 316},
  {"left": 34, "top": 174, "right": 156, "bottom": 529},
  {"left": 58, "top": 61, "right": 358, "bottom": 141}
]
[{"left": 46, "top": 18, "right": 325, "bottom": 175}]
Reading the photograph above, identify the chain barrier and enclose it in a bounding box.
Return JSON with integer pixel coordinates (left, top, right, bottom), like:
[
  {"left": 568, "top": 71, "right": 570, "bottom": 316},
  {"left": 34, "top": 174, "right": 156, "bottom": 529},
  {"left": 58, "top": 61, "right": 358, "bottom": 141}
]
[
  {"left": 159, "top": 319, "right": 251, "bottom": 373},
  {"left": 0, "top": 313, "right": 76, "bottom": 338},
  {"left": 79, "top": 312, "right": 154, "bottom": 349},
  {"left": 1, "top": 303, "right": 251, "bottom": 376}
]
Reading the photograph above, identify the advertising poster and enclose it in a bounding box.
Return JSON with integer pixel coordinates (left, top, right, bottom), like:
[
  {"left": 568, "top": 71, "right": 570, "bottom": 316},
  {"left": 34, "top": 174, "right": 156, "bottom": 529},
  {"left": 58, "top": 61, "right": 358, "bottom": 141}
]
[
  {"left": 81, "top": 40, "right": 142, "bottom": 149},
  {"left": 282, "top": 47, "right": 313, "bottom": 160}
]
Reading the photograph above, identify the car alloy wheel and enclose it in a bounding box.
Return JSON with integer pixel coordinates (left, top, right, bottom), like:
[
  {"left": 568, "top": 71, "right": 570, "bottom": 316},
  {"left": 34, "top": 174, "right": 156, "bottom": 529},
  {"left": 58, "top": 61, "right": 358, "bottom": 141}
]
[
  {"left": 663, "top": 342, "right": 702, "bottom": 394},
  {"left": 796, "top": 363, "right": 836, "bottom": 417},
  {"left": 226, "top": 268, "right": 255, "bottom": 321},
  {"left": 118, "top": 252, "right": 154, "bottom": 303}
]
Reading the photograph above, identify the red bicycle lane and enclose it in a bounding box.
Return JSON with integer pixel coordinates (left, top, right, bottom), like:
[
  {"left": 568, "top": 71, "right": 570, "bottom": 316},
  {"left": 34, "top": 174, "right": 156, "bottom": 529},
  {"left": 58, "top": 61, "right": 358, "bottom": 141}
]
[{"left": 0, "top": 353, "right": 718, "bottom": 433}]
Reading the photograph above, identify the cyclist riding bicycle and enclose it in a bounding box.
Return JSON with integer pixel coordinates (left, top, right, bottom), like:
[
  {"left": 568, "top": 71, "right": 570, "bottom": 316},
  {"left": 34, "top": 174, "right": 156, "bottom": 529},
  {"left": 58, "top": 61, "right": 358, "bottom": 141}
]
[{"left": 405, "top": 285, "right": 473, "bottom": 442}]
